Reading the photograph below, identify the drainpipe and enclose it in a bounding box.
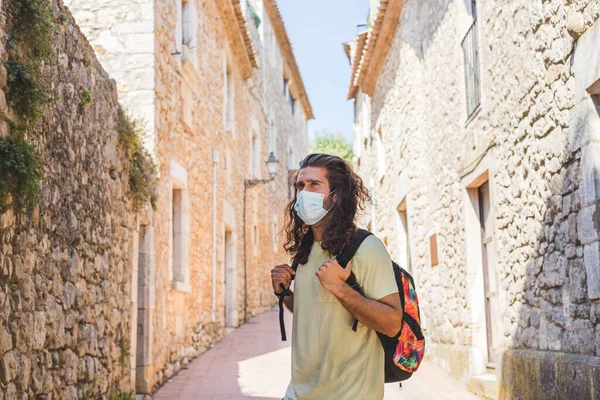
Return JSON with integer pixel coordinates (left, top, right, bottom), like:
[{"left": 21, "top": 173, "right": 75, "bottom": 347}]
[
  {"left": 212, "top": 150, "right": 219, "bottom": 322},
  {"left": 243, "top": 183, "right": 248, "bottom": 323}
]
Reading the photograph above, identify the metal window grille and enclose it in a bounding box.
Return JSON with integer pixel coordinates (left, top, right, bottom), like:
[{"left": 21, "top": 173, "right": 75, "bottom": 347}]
[{"left": 462, "top": 19, "right": 481, "bottom": 118}]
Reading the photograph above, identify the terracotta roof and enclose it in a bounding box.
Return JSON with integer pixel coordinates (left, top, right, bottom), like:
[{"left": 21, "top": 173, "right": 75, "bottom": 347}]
[
  {"left": 263, "top": 0, "right": 314, "bottom": 120},
  {"left": 346, "top": 30, "right": 369, "bottom": 100},
  {"left": 232, "top": 0, "right": 260, "bottom": 69},
  {"left": 215, "top": 0, "right": 259, "bottom": 79},
  {"left": 347, "top": 0, "right": 404, "bottom": 98}
]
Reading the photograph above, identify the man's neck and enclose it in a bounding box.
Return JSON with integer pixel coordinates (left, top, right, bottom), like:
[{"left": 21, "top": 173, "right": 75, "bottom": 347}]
[{"left": 312, "top": 222, "right": 327, "bottom": 242}]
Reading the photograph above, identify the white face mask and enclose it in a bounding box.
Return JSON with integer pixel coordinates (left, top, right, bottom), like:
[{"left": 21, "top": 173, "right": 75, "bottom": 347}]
[{"left": 294, "top": 190, "right": 335, "bottom": 226}]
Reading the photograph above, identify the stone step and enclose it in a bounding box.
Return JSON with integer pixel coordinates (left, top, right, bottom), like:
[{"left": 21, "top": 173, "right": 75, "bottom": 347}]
[{"left": 469, "top": 373, "right": 497, "bottom": 400}]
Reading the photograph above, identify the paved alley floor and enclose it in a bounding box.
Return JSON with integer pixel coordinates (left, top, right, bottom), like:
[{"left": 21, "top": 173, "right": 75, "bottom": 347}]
[{"left": 153, "top": 308, "right": 480, "bottom": 400}]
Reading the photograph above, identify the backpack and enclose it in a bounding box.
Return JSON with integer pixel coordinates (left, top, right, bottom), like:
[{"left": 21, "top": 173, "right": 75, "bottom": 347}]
[{"left": 276, "top": 229, "right": 425, "bottom": 384}]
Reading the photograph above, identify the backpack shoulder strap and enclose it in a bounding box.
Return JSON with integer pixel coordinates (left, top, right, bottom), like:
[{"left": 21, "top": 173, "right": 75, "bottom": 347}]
[
  {"left": 277, "top": 230, "right": 314, "bottom": 341},
  {"left": 336, "top": 229, "right": 373, "bottom": 267},
  {"left": 338, "top": 229, "right": 373, "bottom": 332}
]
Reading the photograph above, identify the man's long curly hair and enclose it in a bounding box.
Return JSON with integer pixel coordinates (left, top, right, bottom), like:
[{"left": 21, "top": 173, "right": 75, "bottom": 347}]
[{"left": 284, "top": 153, "right": 371, "bottom": 267}]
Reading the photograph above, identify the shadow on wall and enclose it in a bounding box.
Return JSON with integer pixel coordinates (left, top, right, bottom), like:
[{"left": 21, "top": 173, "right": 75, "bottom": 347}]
[{"left": 501, "top": 43, "right": 600, "bottom": 400}]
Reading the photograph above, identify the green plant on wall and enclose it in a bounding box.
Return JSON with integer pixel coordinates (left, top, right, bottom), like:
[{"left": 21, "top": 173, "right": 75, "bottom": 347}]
[
  {"left": 7, "top": 0, "right": 54, "bottom": 61},
  {"left": 118, "top": 340, "right": 131, "bottom": 367},
  {"left": 117, "top": 106, "right": 158, "bottom": 211},
  {"left": 0, "top": 0, "right": 55, "bottom": 215},
  {"left": 80, "top": 89, "right": 93, "bottom": 107},
  {"left": 0, "top": 136, "right": 44, "bottom": 213},
  {"left": 5, "top": 0, "right": 54, "bottom": 130},
  {"left": 110, "top": 389, "right": 135, "bottom": 400},
  {"left": 5, "top": 61, "right": 49, "bottom": 124}
]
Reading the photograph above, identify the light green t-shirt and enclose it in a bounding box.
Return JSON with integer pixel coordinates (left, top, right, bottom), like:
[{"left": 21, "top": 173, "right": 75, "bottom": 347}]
[{"left": 284, "top": 235, "right": 398, "bottom": 400}]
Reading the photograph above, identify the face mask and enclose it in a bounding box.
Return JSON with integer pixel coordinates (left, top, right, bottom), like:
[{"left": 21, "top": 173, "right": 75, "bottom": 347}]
[{"left": 294, "top": 190, "right": 335, "bottom": 226}]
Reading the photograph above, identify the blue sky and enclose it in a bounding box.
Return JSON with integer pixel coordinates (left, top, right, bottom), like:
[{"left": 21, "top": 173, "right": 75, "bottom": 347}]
[{"left": 278, "top": 0, "right": 369, "bottom": 144}]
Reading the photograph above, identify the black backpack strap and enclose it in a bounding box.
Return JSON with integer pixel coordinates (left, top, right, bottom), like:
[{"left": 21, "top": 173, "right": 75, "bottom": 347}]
[
  {"left": 277, "top": 230, "right": 314, "bottom": 341},
  {"left": 276, "top": 277, "right": 294, "bottom": 341},
  {"left": 336, "top": 229, "right": 373, "bottom": 268},
  {"left": 336, "top": 229, "right": 373, "bottom": 332}
]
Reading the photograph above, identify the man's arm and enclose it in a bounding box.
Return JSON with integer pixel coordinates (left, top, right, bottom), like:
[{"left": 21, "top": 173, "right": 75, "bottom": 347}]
[{"left": 330, "top": 285, "right": 401, "bottom": 337}]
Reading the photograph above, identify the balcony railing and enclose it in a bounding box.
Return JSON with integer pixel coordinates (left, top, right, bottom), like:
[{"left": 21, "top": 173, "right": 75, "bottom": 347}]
[{"left": 462, "top": 19, "right": 481, "bottom": 118}]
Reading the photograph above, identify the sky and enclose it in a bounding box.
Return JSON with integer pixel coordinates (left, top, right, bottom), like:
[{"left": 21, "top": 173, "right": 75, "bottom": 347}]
[{"left": 277, "top": 0, "right": 370, "bottom": 144}]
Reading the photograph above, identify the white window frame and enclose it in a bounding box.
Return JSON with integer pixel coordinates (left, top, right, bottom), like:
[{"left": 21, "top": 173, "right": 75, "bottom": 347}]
[
  {"left": 169, "top": 160, "right": 191, "bottom": 293},
  {"left": 224, "top": 61, "right": 235, "bottom": 135}
]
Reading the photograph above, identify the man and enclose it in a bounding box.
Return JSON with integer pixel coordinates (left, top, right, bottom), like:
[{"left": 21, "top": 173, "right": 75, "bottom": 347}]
[{"left": 271, "top": 153, "right": 403, "bottom": 399}]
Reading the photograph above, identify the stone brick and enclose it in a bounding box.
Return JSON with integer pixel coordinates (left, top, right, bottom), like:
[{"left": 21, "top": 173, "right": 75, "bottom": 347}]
[
  {"left": 0, "top": 65, "right": 7, "bottom": 88},
  {"left": 0, "top": 350, "right": 17, "bottom": 384},
  {"left": 584, "top": 241, "right": 600, "bottom": 299},
  {"left": 0, "top": 326, "right": 12, "bottom": 355},
  {"left": 578, "top": 204, "right": 600, "bottom": 245}
]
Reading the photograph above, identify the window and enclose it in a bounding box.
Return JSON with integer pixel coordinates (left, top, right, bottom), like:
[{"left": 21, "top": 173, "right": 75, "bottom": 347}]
[
  {"left": 182, "top": 0, "right": 194, "bottom": 47},
  {"left": 225, "top": 66, "right": 234, "bottom": 132},
  {"left": 283, "top": 78, "right": 287, "bottom": 96},
  {"left": 462, "top": 0, "right": 481, "bottom": 118},
  {"left": 179, "top": 0, "right": 198, "bottom": 70},
  {"left": 170, "top": 160, "right": 190, "bottom": 292},
  {"left": 290, "top": 97, "right": 296, "bottom": 115},
  {"left": 252, "top": 134, "right": 260, "bottom": 177},
  {"left": 253, "top": 225, "right": 259, "bottom": 247},
  {"left": 173, "top": 188, "right": 184, "bottom": 280}
]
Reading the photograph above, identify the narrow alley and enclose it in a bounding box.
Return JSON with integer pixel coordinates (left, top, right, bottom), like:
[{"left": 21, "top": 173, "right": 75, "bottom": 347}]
[{"left": 153, "top": 308, "right": 479, "bottom": 400}]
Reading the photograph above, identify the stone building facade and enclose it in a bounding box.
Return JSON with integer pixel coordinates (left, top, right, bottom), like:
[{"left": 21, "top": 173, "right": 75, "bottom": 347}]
[
  {"left": 64, "top": 0, "right": 311, "bottom": 395},
  {"left": 0, "top": 1, "right": 140, "bottom": 398},
  {"left": 346, "top": 0, "right": 600, "bottom": 398}
]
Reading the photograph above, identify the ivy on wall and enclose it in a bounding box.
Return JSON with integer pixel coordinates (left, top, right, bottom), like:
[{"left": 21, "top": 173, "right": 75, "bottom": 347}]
[
  {"left": 0, "top": 0, "right": 156, "bottom": 214},
  {"left": 117, "top": 106, "right": 158, "bottom": 211},
  {"left": 0, "top": 136, "right": 44, "bottom": 213},
  {"left": 0, "top": 0, "right": 54, "bottom": 214}
]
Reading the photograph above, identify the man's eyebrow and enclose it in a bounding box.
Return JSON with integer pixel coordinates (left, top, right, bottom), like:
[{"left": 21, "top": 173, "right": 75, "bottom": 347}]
[{"left": 296, "top": 179, "right": 322, "bottom": 185}]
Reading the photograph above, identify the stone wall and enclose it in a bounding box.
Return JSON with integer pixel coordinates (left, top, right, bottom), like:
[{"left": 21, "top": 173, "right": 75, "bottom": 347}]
[
  {"left": 351, "top": 0, "right": 600, "bottom": 397},
  {"left": 0, "top": 1, "right": 138, "bottom": 398}
]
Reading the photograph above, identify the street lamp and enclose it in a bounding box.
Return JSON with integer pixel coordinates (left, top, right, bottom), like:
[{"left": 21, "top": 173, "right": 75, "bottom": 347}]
[
  {"left": 243, "top": 152, "right": 279, "bottom": 322},
  {"left": 245, "top": 152, "right": 279, "bottom": 188}
]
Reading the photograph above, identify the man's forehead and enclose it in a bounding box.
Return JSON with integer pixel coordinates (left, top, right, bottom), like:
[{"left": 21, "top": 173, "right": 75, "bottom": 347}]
[{"left": 296, "top": 167, "right": 327, "bottom": 182}]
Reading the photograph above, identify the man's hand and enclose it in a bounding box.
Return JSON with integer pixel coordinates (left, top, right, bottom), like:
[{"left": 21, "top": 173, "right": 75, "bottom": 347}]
[
  {"left": 271, "top": 264, "right": 295, "bottom": 294},
  {"left": 315, "top": 259, "right": 353, "bottom": 294}
]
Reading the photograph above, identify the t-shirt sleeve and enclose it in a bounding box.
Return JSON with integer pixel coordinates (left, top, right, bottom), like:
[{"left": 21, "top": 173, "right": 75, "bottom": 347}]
[{"left": 351, "top": 235, "right": 399, "bottom": 301}]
